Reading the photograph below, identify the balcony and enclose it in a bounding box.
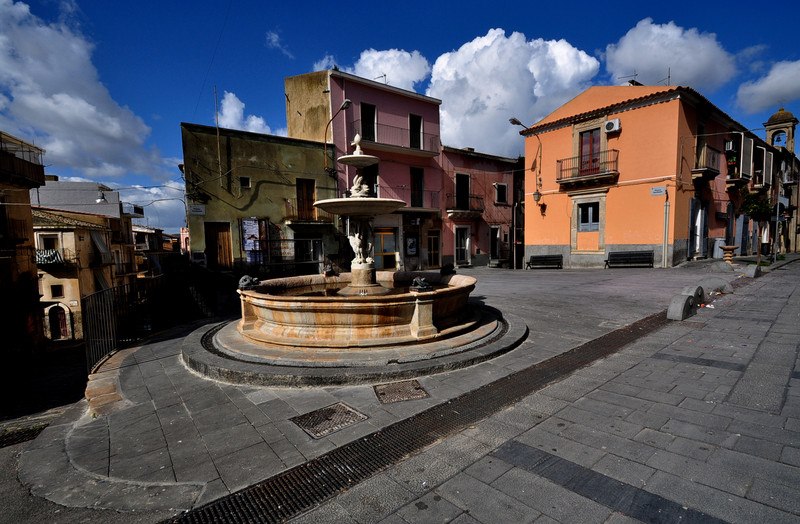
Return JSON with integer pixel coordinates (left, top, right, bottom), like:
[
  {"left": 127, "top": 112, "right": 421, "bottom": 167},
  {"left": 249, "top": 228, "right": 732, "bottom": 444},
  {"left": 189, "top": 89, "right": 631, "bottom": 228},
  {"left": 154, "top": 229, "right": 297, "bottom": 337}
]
[
  {"left": 557, "top": 149, "right": 619, "bottom": 187},
  {"left": 725, "top": 171, "right": 751, "bottom": 188},
  {"left": 283, "top": 198, "right": 334, "bottom": 224},
  {"left": 0, "top": 132, "right": 45, "bottom": 187},
  {"left": 378, "top": 185, "right": 440, "bottom": 213},
  {"left": 446, "top": 193, "right": 484, "bottom": 219},
  {"left": 752, "top": 170, "right": 770, "bottom": 190},
  {"left": 35, "top": 248, "right": 77, "bottom": 267},
  {"left": 691, "top": 144, "right": 721, "bottom": 181},
  {"left": 351, "top": 120, "right": 439, "bottom": 157}
]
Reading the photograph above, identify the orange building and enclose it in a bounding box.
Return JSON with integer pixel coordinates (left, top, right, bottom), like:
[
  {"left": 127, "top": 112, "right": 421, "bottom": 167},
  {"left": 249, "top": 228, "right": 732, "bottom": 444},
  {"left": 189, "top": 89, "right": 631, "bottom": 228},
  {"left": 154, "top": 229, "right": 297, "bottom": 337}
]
[{"left": 518, "top": 85, "right": 798, "bottom": 268}]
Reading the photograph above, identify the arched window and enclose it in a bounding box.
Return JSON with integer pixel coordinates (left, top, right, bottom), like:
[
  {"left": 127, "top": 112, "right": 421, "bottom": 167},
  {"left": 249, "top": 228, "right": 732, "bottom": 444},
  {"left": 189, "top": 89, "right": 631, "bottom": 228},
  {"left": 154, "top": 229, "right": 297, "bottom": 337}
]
[{"left": 771, "top": 131, "right": 787, "bottom": 147}]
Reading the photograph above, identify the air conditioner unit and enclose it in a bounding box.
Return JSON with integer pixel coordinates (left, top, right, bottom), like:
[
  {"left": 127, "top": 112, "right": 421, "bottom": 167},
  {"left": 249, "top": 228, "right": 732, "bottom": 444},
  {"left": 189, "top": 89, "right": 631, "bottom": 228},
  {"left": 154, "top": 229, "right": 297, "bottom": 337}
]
[{"left": 604, "top": 119, "right": 621, "bottom": 133}]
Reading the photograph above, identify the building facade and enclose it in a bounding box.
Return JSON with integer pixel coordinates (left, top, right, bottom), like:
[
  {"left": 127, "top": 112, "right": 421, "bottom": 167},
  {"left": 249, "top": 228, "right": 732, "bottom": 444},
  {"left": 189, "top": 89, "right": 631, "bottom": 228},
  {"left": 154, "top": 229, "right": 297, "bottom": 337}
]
[
  {"left": 0, "top": 131, "right": 45, "bottom": 353},
  {"left": 519, "top": 85, "right": 798, "bottom": 268},
  {"left": 33, "top": 208, "right": 114, "bottom": 342},
  {"left": 180, "top": 123, "right": 340, "bottom": 274},
  {"left": 285, "top": 69, "right": 518, "bottom": 270}
]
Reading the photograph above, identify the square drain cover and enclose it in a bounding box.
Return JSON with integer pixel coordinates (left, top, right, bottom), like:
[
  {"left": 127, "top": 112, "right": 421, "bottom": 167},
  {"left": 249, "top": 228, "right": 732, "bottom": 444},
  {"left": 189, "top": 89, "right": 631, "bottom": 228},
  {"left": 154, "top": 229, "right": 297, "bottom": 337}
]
[
  {"left": 374, "top": 380, "right": 429, "bottom": 404},
  {"left": 291, "top": 402, "right": 367, "bottom": 439}
]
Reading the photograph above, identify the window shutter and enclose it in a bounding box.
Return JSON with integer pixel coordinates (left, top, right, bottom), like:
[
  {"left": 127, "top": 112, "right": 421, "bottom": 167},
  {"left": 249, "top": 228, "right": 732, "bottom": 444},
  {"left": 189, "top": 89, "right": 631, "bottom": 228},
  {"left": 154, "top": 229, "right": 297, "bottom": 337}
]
[
  {"left": 740, "top": 138, "right": 753, "bottom": 179},
  {"left": 764, "top": 152, "right": 773, "bottom": 185}
]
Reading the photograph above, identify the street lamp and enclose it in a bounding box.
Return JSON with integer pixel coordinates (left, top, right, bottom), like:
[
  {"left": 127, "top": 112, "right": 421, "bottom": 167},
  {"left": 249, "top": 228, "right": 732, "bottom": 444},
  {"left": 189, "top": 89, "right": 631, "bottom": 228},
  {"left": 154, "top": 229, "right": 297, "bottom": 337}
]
[
  {"left": 324, "top": 99, "right": 352, "bottom": 177},
  {"left": 510, "top": 117, "right": 543, "bottom": 205}
]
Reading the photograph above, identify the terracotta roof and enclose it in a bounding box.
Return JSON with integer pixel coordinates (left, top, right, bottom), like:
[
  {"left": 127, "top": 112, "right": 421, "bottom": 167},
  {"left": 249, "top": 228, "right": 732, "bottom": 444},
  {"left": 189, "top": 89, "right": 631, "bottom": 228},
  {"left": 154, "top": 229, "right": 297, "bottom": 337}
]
[
  {"left": 32, "top": 208, "right": 105, "bottom": 230},
  {"left": 534, "top": 86, "right": 677, "bottom": 127}
]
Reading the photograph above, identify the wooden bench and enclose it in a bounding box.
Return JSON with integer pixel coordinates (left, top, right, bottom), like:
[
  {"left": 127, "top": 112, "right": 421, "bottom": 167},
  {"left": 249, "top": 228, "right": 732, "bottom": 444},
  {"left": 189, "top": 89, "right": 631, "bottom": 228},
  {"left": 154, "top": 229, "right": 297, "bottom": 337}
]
[
  {"left": 525, "top": 254, "right": 563, "bottom": 269},
  {"left": 604, "top": 250, "right": 654, "bottom": 268}
]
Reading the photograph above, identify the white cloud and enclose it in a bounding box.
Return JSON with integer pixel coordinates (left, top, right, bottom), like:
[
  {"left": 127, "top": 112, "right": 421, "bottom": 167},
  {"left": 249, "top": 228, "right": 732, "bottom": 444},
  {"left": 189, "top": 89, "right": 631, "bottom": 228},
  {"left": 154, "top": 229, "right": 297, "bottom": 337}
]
[
  {"left": 217, "top": 91, "right": 272, "bottom": 134},
  {"left": 117, "top": 181, "right": 186, "bottom": 232},
  {"left": 426, "top": 28, "right": 599, "bottom": 156},
  {"left": 313, "top": 54, "right": 336, "bottom": 72},
  {"left": 0, "top": 0, "right": 164, "bottom": 178},
  {"left": 266, "top": 30, "right": 293, "bottom": 59},
  {"left": 736, "top": 60, "right": 800, "bottom": 113},
  {"left": 605, "top": 18, "right": 735, "bottom": 91},
  {"left": 350, "top": 49, "right": 430, "bottom": 92}
]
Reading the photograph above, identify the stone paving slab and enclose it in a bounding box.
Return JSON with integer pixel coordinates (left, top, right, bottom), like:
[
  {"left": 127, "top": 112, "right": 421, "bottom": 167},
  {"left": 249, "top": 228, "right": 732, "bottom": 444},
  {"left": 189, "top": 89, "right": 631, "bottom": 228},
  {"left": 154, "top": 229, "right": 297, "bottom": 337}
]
[{"left": 9, "top": 258, "right": 800, "bottom": 522}]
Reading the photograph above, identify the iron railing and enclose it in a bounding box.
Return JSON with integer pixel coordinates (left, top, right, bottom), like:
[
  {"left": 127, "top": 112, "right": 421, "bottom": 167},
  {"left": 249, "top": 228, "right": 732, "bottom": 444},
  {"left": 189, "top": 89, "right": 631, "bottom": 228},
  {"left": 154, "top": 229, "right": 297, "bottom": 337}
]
[
  {"left": 351, "top": 119, "right": 439, "bottom": 153},
  {"left": 445, "top": 193, "right": 485, "bottom": 213},
  {"left": 378, "top": 185, "right": 440, "bottom": 208},
  {"left": 283, "top": 198, "right": 334, "bottom": 223},
  {"left": 557, "top": 149, "right": 619, "bottom": 181},
  {"left": 83, "top": 276, "right": 167, "bottom": 372},
  {"left": 35, "top": 248, "right": 77, "bottom": 265}
]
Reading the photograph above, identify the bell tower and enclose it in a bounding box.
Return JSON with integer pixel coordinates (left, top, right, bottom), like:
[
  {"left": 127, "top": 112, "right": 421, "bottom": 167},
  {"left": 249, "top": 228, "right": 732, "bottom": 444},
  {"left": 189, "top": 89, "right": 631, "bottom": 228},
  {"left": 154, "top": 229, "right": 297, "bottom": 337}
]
[{"left": 764, "top": 108, "right": 798, "bottom": 153}]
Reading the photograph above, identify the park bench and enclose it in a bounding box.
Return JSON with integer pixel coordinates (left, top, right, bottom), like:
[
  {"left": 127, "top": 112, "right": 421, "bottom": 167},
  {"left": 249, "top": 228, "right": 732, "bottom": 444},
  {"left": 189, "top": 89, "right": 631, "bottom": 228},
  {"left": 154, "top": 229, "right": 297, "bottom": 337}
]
[
  {"left": 525, "top": 254, "right": 563, "bottom": 269},
  {"left": 604, "top": 250, "right": 654, "bottom": 268}
]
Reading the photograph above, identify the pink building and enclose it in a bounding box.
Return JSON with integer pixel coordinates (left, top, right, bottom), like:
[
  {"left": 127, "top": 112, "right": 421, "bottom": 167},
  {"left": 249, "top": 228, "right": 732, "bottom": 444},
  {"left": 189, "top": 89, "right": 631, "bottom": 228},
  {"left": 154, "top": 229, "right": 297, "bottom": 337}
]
[{"left": 285, "top": 70, "right": 520, "bottom": 269}]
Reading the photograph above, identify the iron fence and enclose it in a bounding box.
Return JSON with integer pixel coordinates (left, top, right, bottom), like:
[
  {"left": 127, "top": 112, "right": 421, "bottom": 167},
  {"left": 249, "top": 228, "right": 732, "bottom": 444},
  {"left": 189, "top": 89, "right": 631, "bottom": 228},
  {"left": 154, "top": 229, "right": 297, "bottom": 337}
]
[{"left": 82, "top": 276, "right": 168, "bottom": 372}]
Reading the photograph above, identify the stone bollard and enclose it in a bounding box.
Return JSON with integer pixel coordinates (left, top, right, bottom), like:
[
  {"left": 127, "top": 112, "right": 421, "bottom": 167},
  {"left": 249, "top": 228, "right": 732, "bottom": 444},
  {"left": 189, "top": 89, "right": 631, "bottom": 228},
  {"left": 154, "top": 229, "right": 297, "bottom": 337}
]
[
  {"left": 667, "top": 294, "right": 696, "bottom": 321},
  {"left": 680, "top": 285, "right": 705, "bottom": 305}
]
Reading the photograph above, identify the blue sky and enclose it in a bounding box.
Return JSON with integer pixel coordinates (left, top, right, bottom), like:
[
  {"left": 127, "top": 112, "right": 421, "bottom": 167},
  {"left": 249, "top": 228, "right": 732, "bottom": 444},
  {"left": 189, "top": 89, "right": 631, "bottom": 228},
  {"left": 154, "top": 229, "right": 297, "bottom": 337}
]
[{"left": 2, "top": 0, "right": 799, "bottom": 231}]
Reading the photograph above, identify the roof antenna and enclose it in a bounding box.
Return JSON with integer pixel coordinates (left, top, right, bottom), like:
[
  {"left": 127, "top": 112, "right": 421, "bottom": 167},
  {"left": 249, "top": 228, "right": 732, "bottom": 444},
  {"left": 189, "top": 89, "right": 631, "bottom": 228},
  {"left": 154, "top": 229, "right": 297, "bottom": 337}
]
[
  {"left": 618, "top": 70, "right": 641, "bottom": 85},
  {"left": 374, "top": 73, "right": 387, "bottom": 84}
]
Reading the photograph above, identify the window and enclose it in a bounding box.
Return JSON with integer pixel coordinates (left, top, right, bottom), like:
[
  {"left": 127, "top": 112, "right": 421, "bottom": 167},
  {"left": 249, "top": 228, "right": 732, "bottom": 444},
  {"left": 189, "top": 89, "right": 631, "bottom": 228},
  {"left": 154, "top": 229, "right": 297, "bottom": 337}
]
[
  {"left": 239, "top": 176, "right": 251, "bottom": 189},
  {"left": 494, "top": 183, "right": 507, "bottom": 204},
  {"left": 361, "top": 103, "right": 376, "bottom": 142},
  {"left": 578, "top": 202, "right": 599, "bottom": 231},
  {"left": 50, "top": 284, "right": 64, "bottom": 298},
  {"left": 41, "top": 235, "right": 58, "bottom": 250}
]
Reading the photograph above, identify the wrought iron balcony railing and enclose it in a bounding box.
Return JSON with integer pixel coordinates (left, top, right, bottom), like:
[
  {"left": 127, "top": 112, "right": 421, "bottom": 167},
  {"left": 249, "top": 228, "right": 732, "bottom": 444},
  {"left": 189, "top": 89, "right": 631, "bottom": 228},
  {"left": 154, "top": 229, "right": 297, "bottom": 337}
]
[
  {"left": 351, "top": 119, "right": 439, "bottom": 153},
  {"left": 445, "top": 194, "right": 485, "bottom": 213},
  {"left": 283, "top": 198, "right": 333, "bottom": 223},
  {"left": 378, "top": 185, "right": 440, "bottom": 209},
  {"left": 557, "top": 149, "right": 619, "bottom": 183}
]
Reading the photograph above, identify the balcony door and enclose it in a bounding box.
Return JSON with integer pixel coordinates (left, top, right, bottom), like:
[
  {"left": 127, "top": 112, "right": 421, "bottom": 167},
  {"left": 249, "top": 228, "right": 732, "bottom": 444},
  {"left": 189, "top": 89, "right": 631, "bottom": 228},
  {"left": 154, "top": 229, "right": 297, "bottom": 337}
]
[
  {"left": 455, "top": 173, "right": 470, "bottom": 210},
  {"left": 579, "top": 128, "right": 601, "bottom": 175},
  {"left": 409, "top": 114, "right": 422, "bottom": 149},
  {"left": 296, "top": 178, "right": 315, "bottom": 220},
  {"left": 411, "top": 167, "right": 424, "bottom": 207},
  {"left": 361, "top": 103, "right": 376, "bottom": 142}
]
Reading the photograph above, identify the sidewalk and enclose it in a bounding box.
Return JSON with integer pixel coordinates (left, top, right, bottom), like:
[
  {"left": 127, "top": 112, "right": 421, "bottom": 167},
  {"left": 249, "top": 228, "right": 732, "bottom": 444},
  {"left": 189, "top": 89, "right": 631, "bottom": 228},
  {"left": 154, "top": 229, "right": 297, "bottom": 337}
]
[{"left": 5, "top": 259, "right": 800, "bottom": 523}]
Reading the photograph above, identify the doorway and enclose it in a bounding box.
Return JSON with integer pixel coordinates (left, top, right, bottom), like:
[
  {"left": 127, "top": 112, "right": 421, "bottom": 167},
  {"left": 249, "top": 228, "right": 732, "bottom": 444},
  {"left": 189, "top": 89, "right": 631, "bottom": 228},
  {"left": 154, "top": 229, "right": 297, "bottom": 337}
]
[
  {"left": 204, "top": 222, "right": 233, "bottom": 269},
  {"left": 427, "top": 229, "right": 440, "bottom": 268},
  {"left": 455, "top": 226, "right": 470, "bottom": 266},
  {"left": 374, "top": 228, "right": 397, "bottom": 270},
  {"left": 455, "top": 174, "right": 470, "bottom": 210},
  {"left": 490, "top": 226, "right": 500, "bottom": 259}
]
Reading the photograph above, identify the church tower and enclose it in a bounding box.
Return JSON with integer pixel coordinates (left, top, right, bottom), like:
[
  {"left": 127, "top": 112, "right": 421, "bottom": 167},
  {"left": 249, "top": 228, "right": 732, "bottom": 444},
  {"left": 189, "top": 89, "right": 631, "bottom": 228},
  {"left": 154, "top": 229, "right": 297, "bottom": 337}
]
[{"left": 764, "top": 108, "right": 798, "bottom": 153}]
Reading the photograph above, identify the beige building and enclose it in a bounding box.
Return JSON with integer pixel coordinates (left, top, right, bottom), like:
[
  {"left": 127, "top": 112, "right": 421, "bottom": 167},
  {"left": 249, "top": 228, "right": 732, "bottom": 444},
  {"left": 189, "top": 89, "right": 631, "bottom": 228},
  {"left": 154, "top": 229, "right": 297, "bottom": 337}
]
[{"left": 33, "top": 208, "right": 113, "bottom": 342}]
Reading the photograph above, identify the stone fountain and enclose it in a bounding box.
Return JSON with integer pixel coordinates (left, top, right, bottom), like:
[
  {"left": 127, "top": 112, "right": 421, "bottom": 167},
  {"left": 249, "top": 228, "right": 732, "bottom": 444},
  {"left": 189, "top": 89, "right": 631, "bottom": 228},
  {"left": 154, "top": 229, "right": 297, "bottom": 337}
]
[
  {"left": 181, "top": 136, "right": 528, "bottom": 386},
  {"left": 314, "top": 134, "right": 405, "bottom": 296}
]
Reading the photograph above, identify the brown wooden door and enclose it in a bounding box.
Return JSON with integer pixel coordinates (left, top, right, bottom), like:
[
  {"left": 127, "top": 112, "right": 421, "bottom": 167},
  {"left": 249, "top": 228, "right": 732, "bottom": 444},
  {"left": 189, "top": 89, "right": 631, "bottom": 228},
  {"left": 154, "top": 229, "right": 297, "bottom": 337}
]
[
  {"left": 296, "top": 179, "right": 315, "bottom": 220},
  {"left": 204, "top": 222, "right": 232, "bottom": 269}
]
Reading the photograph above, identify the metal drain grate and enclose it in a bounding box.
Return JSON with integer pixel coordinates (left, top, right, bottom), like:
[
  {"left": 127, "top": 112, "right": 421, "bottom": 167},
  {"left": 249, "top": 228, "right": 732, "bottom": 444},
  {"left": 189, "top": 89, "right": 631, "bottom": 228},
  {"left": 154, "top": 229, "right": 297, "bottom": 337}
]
[
  {"left": 374, "top": 380, "right": 429, "bottom": 404},
  {"left": 290, "top": 403, "right": 367, "bottom": 439},
  {"left": 169, "top": 311, "right": 669, "bottom": 524},
  {"left": 0, "top": 423, "right": 48, "bottom": 449}
]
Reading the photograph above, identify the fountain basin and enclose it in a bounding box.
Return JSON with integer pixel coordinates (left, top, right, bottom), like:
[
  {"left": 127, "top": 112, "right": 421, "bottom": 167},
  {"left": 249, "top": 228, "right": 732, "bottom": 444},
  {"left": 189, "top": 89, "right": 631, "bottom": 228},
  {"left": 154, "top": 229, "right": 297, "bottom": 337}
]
[
  {"left": 238, "top": 271, "right": 476, "bottom": 348},
  {"left": 314, "top": 197, "right": 405, "bottom": 216}
]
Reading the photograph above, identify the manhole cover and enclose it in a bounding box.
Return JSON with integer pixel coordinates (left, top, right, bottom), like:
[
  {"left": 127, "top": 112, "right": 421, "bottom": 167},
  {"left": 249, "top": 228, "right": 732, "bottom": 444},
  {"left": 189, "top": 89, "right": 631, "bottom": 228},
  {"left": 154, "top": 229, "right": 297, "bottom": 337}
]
[
  {"left": 291, "top": 403, "right": 367, "bottom": 439},
  {"left": 374, "top": 380, "right": 429, "bottom": 404}
]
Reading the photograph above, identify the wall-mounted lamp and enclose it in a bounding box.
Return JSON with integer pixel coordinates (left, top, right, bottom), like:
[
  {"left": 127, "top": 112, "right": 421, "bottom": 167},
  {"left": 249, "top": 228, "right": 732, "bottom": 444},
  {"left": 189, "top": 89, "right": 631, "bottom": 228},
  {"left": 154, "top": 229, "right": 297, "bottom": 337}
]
[
  {"left": 324, "top": 98, "right": 352, "bottom": 176},
  {"left": 95, "top": 191, "right": 108, "bottom": 204},
  {"left": 510, "top": 116, "right": 544, "bottom": 205}
]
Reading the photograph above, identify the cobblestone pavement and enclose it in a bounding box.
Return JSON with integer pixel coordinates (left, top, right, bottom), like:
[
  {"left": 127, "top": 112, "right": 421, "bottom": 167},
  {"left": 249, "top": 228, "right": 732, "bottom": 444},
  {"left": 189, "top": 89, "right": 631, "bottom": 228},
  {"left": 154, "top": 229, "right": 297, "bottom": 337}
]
[{"left": 3, "top": 258, "right": 799, "bottom": 523}]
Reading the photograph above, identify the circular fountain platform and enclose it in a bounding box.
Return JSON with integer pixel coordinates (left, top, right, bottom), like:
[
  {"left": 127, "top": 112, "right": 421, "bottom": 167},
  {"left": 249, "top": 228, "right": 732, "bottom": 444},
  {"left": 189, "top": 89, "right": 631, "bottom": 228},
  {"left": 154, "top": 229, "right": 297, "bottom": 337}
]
[{"left": 181, "top": 271, "right": 528, "bottom": 386}]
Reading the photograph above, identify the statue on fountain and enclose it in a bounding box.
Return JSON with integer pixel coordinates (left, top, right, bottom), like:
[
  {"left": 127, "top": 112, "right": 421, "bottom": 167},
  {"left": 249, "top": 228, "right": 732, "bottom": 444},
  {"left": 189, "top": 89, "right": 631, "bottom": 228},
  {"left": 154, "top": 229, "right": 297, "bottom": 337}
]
[
  {"left": 349, "top": 219, "right": 373, "bottom": 265},
  {"left": 349, "top": 134, "right": 372, "bottom": 198}
]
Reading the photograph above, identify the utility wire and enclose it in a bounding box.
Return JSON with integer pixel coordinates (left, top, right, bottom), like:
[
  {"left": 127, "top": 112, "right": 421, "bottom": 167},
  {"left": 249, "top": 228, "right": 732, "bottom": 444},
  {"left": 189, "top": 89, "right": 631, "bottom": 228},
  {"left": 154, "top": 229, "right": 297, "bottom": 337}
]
[{"left": 191, "top": 0, "right": 233, "bottom": 120}]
